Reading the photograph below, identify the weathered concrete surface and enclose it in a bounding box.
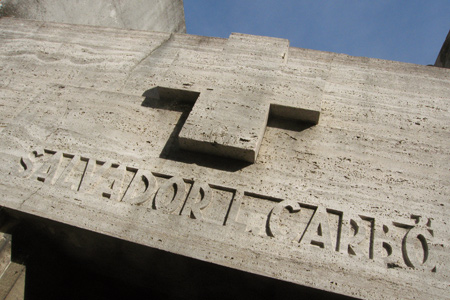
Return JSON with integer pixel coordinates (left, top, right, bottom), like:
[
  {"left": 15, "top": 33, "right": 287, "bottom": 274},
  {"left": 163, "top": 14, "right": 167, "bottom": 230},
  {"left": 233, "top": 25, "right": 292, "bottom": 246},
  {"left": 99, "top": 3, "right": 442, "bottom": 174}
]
[
  {"left": 0, "top": 18, "right": 449, "bottom": 299},
  {"left": 172, "top": 33, "right": 321, "bottom": 162},
  {"left": 435, "top": 30, "right": 450, "bottom": 68},
  {"left": 0, "top": 0, "right": 186, "bottom": 33}
]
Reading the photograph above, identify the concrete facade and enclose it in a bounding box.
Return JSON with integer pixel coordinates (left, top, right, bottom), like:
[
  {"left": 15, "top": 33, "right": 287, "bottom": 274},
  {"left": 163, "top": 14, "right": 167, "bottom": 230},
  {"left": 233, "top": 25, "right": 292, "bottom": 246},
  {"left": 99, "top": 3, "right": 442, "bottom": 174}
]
[
  {"left": 0, "top": 0, "right": 186, "bottom": 33},
  {"left": 435, "top": 30, "right": 450, "bottom": 68},
  {"left": 0, "top": 17, "right": 449, "bottom": 299}
]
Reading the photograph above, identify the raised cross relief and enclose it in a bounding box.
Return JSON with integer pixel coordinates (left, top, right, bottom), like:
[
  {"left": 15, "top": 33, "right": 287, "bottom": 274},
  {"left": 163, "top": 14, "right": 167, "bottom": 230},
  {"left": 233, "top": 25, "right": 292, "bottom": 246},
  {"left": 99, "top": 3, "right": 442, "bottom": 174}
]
[{"left": 150, "top": 33, "right": 322, "bottom": 163}]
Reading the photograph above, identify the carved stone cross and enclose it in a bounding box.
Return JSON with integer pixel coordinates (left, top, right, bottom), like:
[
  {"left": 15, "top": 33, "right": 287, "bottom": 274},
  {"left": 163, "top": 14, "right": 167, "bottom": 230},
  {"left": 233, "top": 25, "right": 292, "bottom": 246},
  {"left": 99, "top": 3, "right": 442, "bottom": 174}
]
[{"left": 152, "top": 33, "right": 322, "bottom": 163}]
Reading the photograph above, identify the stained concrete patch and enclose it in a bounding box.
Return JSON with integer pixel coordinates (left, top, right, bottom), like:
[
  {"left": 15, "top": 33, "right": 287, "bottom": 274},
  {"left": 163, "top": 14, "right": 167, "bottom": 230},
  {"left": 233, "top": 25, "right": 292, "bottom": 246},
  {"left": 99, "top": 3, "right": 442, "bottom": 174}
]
[{"left": 0, "top": 0, "right": 186, "bottom": 33}]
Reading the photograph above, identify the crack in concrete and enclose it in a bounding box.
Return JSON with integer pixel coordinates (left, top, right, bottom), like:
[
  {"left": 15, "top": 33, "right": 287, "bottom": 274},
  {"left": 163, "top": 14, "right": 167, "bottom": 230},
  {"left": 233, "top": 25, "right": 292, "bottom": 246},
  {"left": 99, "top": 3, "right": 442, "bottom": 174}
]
[
  {"left": 120, "top": 33, "right": 174, "bottom": 91},
  {"left": 44, "top": 90, "right": 70, "bottom": 141},
  {"left": 19, "top": 184, "right": 43, "bottom": 209}
]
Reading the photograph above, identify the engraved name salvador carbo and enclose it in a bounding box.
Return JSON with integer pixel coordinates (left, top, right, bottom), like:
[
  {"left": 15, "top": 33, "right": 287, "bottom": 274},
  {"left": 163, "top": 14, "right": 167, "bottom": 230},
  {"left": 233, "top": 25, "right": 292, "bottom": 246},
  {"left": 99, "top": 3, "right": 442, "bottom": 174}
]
[{"left": 16, "top": 149, "right": 436, "bottom": 272}]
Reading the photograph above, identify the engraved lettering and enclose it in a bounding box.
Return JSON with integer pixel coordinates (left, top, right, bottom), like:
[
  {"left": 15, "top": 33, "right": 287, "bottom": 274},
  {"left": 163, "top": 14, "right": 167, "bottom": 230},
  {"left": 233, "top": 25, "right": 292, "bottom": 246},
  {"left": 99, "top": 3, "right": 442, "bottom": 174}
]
[
  {"left": 153, "top": 176, "right": 187, "bottom": 214},
  {"left": 224, "top": 189, "right": 246, "bottom": 231},
  {"left": 267, "top": 200, "right": 301, "bottom": 239},
  {"left": 326, "top": 209, "right": 344, "bottom": 252},
  {"left": 300, "top": 206, "right": 332, "bottom": 249},
  {"left": 341, "top": 214, "right": 368, "bottom": 257},
  {"left": 16, "top": 149, "right": 44, "bottom": 178},
  {"left": 54, "top": 154, "right": 82, "bottom": 191},
  {"left": 12, "top": 149, "right": 438, "bottom": 272},
  {"left": 79, "top": 160, "right": 128, "bottom": 201},
  {"left": 17, "top": 155, "right": 33, "bottom": 177},
  {"left": 97, "top": 164, "right": 127, "bottom": 201},
  {"left": 401, "top": 216, "right": 435, "bottom": 271},
  {"left": 375, "top": 224, "right": 401, "bottom": 268},
  {"left": 122, "top": 169, "right": 158, "bottom": 205},
  {"left": 78, "top": 159, "right": 112, "bottom": 193},
  {"left": 32, "top": 150, "right": 62, "bottom": 184},
  {"left": 181, "top": 181, "right": 212, "bottom": 220}
]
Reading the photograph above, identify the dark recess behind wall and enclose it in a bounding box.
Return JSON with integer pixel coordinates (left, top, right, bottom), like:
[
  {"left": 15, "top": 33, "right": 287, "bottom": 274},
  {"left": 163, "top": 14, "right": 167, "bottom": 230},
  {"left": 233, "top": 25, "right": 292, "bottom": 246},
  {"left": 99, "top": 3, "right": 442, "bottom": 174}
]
[{"left": 2, "top": 209, "right": 356, "bottom": 300}]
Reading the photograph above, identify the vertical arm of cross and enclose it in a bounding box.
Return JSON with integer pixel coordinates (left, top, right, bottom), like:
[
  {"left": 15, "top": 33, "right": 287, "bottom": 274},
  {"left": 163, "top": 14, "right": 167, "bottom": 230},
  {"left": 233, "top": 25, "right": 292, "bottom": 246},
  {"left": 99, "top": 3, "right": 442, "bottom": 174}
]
[{"left": 155, "top": 33, "right": 322, "bottom": 163}]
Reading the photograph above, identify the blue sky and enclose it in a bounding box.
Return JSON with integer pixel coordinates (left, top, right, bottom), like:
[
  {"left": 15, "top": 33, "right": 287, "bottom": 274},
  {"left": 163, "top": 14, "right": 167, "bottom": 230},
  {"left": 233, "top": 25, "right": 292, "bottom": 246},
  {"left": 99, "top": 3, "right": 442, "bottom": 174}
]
[{"left": 184, "top": 1, "right": 450, "bottom": 66}]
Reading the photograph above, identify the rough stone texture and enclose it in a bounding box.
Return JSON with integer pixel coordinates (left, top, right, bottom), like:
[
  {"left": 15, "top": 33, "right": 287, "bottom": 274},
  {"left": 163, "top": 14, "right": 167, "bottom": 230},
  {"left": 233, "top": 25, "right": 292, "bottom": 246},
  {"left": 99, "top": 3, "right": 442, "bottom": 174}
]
[
  {"left": 0, "top": 0, "right": 186, "bottom": 33},
  {"left": 0, "top": 18, "right": 449, "bottom": 299},
  {"left": 435, "top": 30, "right": 450, "bottom": 68},
  {"left": 163, "top": 33, "right": 321, "bottom": 162}
]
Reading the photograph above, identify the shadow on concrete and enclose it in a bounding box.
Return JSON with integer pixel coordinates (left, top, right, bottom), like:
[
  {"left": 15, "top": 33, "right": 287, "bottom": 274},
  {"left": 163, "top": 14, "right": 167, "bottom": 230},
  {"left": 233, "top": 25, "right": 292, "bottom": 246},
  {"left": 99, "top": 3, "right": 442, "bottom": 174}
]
[
  {"left": 141, "top": 87, "right": 315, "bottom": 172},
  {"left": 142, "top": 88, "right": 252, "bottom": 172},
  {"left": 267, "top": 115, "right": 315, "bottom": 132},
  {"left": 3, "top": 209, "right": 358, "bottom": 300}
]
